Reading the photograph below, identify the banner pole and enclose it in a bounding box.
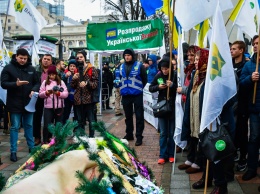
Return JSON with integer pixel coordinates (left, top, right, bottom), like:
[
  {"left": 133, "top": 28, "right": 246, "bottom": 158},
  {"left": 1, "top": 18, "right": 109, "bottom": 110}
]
[
  {"left": 167, "top": 0, "right": 176, "bottom": 100},
  {"left": 252, "top": 26, "right": 260, "bottom": 104},
  {"left": 2, "top": 0, "right": 11, "bottom": 48},
  {"left": 204, "top": 123, "right": 212, "bottom": 194}
]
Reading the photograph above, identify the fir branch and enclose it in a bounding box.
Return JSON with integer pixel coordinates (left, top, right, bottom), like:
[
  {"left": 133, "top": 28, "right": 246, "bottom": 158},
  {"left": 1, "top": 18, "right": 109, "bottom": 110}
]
[
  {"left": 75, "top": 171, "right": 110, "bottom": 194},
  {"left": 0, "top": 172, "right": 5, "bottom": 191}
]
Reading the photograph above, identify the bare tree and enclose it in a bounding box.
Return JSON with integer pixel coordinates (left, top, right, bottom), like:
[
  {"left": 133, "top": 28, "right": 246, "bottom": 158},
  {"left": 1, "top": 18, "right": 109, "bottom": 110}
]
[{"left": 91, "top": 0, "right": 146, "bottom": 20}]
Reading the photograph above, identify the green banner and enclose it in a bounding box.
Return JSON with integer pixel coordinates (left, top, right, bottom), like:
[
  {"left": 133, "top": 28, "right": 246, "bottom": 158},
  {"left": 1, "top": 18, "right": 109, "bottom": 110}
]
[{"left": 87, "top": 19, "right": 164, "bottom": 50}]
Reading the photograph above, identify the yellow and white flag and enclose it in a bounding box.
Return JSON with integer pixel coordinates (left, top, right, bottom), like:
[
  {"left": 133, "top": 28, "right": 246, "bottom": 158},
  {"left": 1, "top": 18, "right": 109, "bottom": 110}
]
[
  {"left": 8, "top": 0, "right": 47, "bottom": 43},
  {"left": 200, "top": 2, "right": 237, "bottom": 132},
  {"left": 232, "top": 0, "right": 260, "bottom": 38}
]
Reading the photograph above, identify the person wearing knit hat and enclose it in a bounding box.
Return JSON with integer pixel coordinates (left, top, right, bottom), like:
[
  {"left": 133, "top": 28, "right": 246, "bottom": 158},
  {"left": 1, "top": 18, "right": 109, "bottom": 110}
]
[
  {"left": 39, "top": 64, "right": 68, "bottom": 144},
  {"left": 147, "top": 54, "right": 158, "bottom": 83},
  {"left": 47, "top": 65, "right": 58, "bottom": 75},
  {"left": 114, "top": 48, "right": 147, "bottom": 146},
  {"left": 71, "top": 50, "right": 99, "bottom": 138},
  {"left": 33, "top": 54, "right": 53, "bottom": 146},
  {"left": 123, "top": 48, "right": 135, "bottom": 60},
  {"left": 149, "top": 55, "right": 177, "bottom": 165},
  {"left": 62, "top": 59, "right": 78, "bottom": 124}
]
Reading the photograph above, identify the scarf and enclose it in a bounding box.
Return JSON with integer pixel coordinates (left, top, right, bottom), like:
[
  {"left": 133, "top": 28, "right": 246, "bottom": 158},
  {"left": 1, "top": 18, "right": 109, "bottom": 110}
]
[{"left": 192, "top": 49, "right": 209, "bottom": 93}]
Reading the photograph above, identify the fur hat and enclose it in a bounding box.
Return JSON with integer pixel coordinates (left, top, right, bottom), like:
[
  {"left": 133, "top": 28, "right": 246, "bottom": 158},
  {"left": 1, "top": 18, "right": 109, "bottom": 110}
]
[{"left": 47, "top": 65, "right": 57, "bottom": 75}]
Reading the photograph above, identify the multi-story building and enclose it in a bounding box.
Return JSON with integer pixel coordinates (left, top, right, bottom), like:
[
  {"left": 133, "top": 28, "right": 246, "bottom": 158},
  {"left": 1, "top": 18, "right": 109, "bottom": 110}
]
[
  {"left": 0, "top": 0, "right": 65, "bottom": 18},
  {"left": 0, "top": 0, "right": 86, "bottom": 59}
]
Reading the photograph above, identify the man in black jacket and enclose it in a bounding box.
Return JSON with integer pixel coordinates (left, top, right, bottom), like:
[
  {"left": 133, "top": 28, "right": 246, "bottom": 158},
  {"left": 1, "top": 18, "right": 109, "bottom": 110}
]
[
  {"left": 1, "top": 48, "right": 40, "bottom": 162},
  {"left": 102, "top": 62, "right": 114, "bottom": 110},
  {"left": 231, "top": 40, "right": 248, "bottom": 172}
]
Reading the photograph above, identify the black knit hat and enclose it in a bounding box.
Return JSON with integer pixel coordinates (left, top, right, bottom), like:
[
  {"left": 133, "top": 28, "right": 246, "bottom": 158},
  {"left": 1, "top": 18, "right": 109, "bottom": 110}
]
[
  {"left": 68, "top": 59, "right": 76, "bottom": 67},
  {"left": 47, "top": 65, "right": 57, "bottom": 75},
  {"left": 123, "top": 48, "right": 134, "bottom": 57},
  {"left": 158, "top": 57, "right": 170, "bottom": 68}
]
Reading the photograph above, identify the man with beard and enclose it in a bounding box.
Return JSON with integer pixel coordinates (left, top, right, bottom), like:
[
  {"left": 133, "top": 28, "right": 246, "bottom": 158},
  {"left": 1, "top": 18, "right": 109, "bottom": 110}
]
[
  {"left": 56, "top": 59, "right": 66, "bottom": 79},
  {"left": 114, "top": 48, "right": 147, "bottom": 146}
]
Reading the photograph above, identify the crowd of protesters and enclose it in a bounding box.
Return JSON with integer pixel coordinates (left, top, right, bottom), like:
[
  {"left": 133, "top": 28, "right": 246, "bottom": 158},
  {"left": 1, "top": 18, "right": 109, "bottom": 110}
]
[{"left": 0, "top": 34, "right": 260, "bottom": 194}]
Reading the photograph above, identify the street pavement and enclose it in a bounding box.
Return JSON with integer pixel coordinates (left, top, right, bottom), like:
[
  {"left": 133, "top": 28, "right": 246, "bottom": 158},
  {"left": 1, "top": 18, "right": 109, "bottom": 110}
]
[{"left": 0, "top": 108, "right": 260, "bottom": 194}]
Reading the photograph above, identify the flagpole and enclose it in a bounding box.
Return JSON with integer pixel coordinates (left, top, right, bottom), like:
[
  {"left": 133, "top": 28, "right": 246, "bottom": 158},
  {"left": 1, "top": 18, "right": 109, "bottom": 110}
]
[
  {"left": 167, "top": 0, "right": 176, "bottom": 100},
  {"left": 226, "top": 0, "right": 244, "bottom": 27},
  {"left": 2, "top": 0, "right": 11, "bottom": 48},
  {"left": 228, "top": 25, "right": 235, "bottom": 40},
  {"left": 204, "top": 123, "right": 212, "bottom": 194},
  {"left": 252, "top": 26, "right": 260, "bottom": 104}
]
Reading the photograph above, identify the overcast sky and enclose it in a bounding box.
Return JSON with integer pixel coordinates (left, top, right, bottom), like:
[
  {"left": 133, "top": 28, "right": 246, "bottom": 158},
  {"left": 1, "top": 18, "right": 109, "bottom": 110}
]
[{"left": 44, "top": 0, "right": 103, "bottom": 21}]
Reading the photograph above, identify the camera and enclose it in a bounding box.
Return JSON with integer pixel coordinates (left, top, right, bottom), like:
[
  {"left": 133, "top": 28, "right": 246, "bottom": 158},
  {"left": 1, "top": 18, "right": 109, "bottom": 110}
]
[
  {"left": 52, "top": 86, "right": 64, "bottom": 92},
  {"left": 76, "top": 57, "right": 84, "bottom": 82}
]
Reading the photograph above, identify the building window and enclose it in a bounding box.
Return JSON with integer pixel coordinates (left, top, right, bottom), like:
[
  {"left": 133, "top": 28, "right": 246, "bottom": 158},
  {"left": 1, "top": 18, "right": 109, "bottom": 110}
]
[
  {"left": 79, "top": 41, "right": 84, "bottom": 46},
  {"left": 8, "top": 26, "right": 11, "bottom": 30},
  {"left": 68, "top": 41, "right": 73, "bottom": 47},
  {"left": 8, "top": 19, "right": 11, "bottom": 23},
  {"left": 16, "top": 26, "right": 19, "bottom": 29}
]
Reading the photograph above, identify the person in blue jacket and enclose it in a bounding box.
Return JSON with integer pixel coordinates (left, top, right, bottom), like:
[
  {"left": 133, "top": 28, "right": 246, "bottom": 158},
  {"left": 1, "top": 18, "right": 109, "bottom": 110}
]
[
  {"left": 114, "top": 48, "right": 147, "bottom": 146},
  {"left": 147, "top": 54, "right": 158, "bottom": 83},
  {"left": 240, "top": 35, "right": 260, "bottom": 182}
]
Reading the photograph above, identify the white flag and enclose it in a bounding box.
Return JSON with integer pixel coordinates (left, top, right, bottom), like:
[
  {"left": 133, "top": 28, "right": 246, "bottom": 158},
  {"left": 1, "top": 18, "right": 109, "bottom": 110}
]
[
  {"left": 8, "top": 0, "right": 47, "bottom": 43},
  {"left": 175, "top": 0, "right": 233, "bottom": 31},
  {"left": 200, "top": 2, "right": 237, "bottom": 133},
  {"left": 0, "top": 19, "right": 10, "bottom": 73},
  {"left": 233, "top": 0, "right": 260, "bottom": 38},
  {"left": 0, "top": 20, "right": 9, "bottom": 105},
  {"left": 31, "top": 43, "right": 39, "bottom": 67},
  {"left": 174, "top": 27, "right": 187, "bottom": 149}
]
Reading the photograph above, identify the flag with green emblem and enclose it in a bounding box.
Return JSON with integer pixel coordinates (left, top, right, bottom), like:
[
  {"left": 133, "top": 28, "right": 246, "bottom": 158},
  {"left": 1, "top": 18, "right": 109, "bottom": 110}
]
[
  {"left": 8, "top": 0, "right": 47, "bottom": 43},
  {"left": 231, "top": 0, "right": 260, "bottom": 38},
  {"left": 200, "top": 2, "right": 237, "bottom": 133}
]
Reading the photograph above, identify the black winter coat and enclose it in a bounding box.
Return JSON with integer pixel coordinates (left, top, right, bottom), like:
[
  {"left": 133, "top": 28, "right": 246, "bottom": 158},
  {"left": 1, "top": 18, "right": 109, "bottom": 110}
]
[
  {"left": 1, "top": 59, "right": 40, "bottom": 113},
  {"left": 149, "top": 71, "right": 177, "bottom": 118}
]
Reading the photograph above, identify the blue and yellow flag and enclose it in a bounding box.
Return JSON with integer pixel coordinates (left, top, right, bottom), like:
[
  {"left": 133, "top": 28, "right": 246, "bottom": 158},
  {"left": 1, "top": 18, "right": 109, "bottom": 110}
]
[
  {"left": 194, "top": 19, "right": 210, "bottom": 48},
  {"left": 162, "top": 0, "right": 182, "bottom": 48},
  {"left": 140, "top": 0, "right": 163, "bottom": 17}
]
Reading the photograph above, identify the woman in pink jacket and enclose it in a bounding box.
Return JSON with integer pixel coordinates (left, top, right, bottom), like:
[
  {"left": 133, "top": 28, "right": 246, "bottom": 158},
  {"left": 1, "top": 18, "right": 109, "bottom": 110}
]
[{"left": 39, "top": 65, "right": 68, "bottom": 143}]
